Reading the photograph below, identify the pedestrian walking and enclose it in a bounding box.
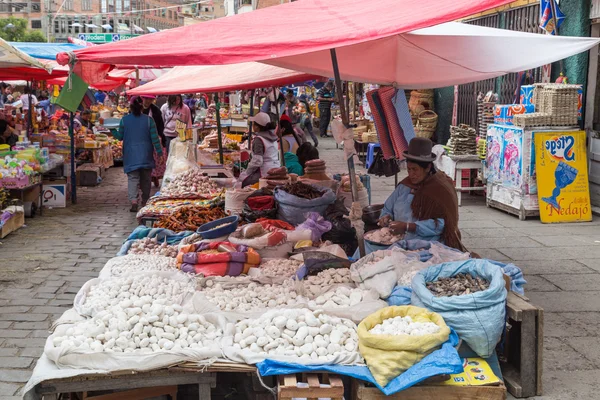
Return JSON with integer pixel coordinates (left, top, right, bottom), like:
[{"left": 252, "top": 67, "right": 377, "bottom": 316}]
[
  {"left": 113, "top": 96, "right": 163, "bottom": 212},
  {"left": 141, "top": 95, "right": 167, "bottom": 188},
  {"left": 317, "top": 81, "right": 335, "bottom": 138},
  {"left": 160, "top": 94, "right": 193, "bottom": 154}
]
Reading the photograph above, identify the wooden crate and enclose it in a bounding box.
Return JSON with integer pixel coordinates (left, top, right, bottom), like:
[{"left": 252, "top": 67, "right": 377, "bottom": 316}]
[
  {"left": 82, "top": 385, "right": 177, "bottom": 400},
  {"left": 0, "top": 210, "right": 24, "bottom": 238},
  {"left": 353, "top": 380, "right": 507, "bottom": 400},
  {"left": 500, "top": 292, "right": 544, "bottom": 398},
  {"left": 278, "top": 373, "right": 344, "bottom": 400}
]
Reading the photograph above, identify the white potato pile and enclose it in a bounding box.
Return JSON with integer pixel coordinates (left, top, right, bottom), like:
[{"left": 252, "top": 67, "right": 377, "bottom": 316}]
[
  {"left": 232, "top": 309, "right": 359, "bottom": 361},
  {"left": 53, "top": 299, "right": 222, "bottom": 353},
  {"left": 161, "top": 170, "right": 219, "bottom": 196},
  {"left": 303, "top": 268, "right": 352, "bottom": 286},
  {"left": 203, "top": 282, "right": 301, "bottom": 312},
  {"left": 397, "top": 270, "right": 420, "bottom": 286},
  {"left": 260, "top": 259, "right": 302, "bottom": 278},
  {"left": 80, "top": 274, "right": 196, "bottom": 317},
  {"left": 368, "top": 315, "right": 441, "bottom": 336},
  {"left": 128, "top": 238, "right": 179, "bottom": 258},
  {"left": 306, "top": 286, "right": 367, "bottom": 308},
  {"left": 104, "top": 255, "right": 178, "bottom": 277}
]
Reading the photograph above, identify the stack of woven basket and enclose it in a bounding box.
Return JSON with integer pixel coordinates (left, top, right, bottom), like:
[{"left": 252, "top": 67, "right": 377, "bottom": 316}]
[
  {"left": 409, "top": 90, "right": 438, "bottom": 139},
  {"left": 513, "top": 83, "right": 579, "bottom": 128}
]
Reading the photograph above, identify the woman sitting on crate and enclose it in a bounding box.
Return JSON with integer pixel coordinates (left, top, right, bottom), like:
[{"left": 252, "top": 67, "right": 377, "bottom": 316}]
[{"left": 368, "top": 137, "right": 468, "bottom": 254}]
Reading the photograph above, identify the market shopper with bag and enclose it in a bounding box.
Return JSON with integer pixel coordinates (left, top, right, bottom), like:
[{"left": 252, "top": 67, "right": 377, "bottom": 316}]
[
  {"left": 141, "top": 95, "right": 167, "bottom": 187},
  {"left": 374, "top": 137, "right": 468, "bottom": 253},
  {"left": 237, "top": 112, "right": 280, "bottom": 188},
  {"left": 160, "top": 94, "right": 193, "bottom": 154},
  {"left": 113, "top": 96, "right": 164, "bottom": 212}
]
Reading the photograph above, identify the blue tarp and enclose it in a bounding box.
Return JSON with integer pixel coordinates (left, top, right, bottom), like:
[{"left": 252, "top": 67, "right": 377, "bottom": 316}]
[
  {"left": 9, "top": 43, "right": 84, "bottom": 60},
  {"left": 257, "top": 330, "right": 463, "bottom": 396},
  {"left": 117, "top": 226, "right": 194, "bottom": 256}
]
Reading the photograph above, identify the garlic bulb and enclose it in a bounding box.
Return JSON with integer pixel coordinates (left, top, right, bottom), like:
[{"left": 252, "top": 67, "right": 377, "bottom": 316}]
[
  {"left": 232, "top": 309, "right": 360, "bottom": 362},
  {"left": 80, "top": 274, "right": 195, "bottom": 317},
  {"left": 161, "top": 170, "right": 219, "bottom": 197},
  {"left": 202, "top": 282, "right": 301, "bottom": 312},
  {"left": 53, "top": 298, "right": 222, "bottom": 353},
  {"left": 368, "top": 315, "right": 441, "bottom": 336},
  {"left": 104, "top": 255, "right": 178, "bottom": 277},
  {"left": 128, "top": 238, "right": 179, "bottom": 258}
]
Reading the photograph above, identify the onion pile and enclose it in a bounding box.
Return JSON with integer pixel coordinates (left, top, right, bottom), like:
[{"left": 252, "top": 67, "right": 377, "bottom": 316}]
[{"left": 161, "top": 170, "right": 220, "bottom": 197}]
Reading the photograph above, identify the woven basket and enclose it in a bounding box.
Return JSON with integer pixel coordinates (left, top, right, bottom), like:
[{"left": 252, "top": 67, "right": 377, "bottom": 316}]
[
  {"left": 409, "top": 90, "right": 434, "bottom": 115},
  {"left": 418, "top": 110, "right": 438, "bottom": 129},
  {"left": 414, "top": 125, "right": 435, "bottom": 139}
]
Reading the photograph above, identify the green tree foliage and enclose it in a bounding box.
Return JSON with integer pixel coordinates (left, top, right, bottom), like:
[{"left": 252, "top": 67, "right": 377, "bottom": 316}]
[{"left": 0, "top": 17, "right": 46, "bottom": 42}]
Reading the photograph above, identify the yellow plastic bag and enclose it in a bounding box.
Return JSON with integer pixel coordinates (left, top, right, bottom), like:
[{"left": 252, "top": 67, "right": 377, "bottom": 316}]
[{"left": 358, "top": 305, "right": 451, "bottom": 387}]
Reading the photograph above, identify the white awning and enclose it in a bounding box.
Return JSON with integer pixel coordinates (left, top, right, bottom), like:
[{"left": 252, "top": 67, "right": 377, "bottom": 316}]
[
  {"left": 147, "top": 27, "right": 157, "bottom": 33},
  {"left": 85, "top": 23, "right": 99, "bottom": 28},
  {"left": 101, "top": 24, "right": 113, "bottom": 30},
  {"left": 133, "top": 24, "right": 144, "bottom": 32},
  {"left": 71, "top": 23, "right": 83, "bottom": 27}
]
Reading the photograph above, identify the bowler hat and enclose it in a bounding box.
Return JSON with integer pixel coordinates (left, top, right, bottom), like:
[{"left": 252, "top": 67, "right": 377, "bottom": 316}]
[{"left": 402, "top": 137, "right": 436, "bottom": 163}]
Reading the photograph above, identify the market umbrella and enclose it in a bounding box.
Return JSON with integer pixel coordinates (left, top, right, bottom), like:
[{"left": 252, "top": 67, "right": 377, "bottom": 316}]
[
  {"left": 57, "top": 0, "right": 518, "bottom": 68},
  {"left": 266, "top": 22, "right": 600, "bottom": 88},
  {"left": 0, "top": 38, "right": 51, "bottom": 70},
  {"left": 127, "top": 63, "right": 321, "bottom": 95}
]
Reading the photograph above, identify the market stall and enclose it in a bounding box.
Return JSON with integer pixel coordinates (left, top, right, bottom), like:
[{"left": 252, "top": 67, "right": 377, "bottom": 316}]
[{"left": 39, "top": 0, "right": 598, "bottom": 397}]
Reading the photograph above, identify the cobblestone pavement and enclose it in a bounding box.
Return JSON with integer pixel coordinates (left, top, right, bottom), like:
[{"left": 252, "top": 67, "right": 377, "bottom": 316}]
[{"left": 1, "top": 137, "right": 600, "bottom": 399}]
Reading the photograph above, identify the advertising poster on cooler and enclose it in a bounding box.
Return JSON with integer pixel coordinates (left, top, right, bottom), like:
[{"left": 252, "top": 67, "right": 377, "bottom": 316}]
[
  {"left": 500, "top": 125, "right": 524, "bottom": 189},
  {"left": 485, "top": 124, "right": 505, "bottom": 184},
  {"left": 534, "top": 130, "right": 592, "bottom": 223}
]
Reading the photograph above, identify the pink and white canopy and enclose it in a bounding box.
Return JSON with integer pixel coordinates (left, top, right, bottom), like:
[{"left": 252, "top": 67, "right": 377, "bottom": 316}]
[{"left": 127, "top": 63, "right": 320, "bottom": 95}]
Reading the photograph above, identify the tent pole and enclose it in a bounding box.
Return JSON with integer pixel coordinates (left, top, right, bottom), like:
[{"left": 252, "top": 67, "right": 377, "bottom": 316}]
[
  {"left": 248, "top": 90, "right": 254, "bottom": 145},
  {"left": 69, "top": 112, "right": 77, "bottom": 204},
  {"left": 330, "top": 48, "right": 364, "bottom": 257},
  {"left": 214, "top": 93, "right": 224, "bottom": 165},
  {"left": 273, "top": 86, "right": 285, "bottom": 167},
  {"left": 27, "top": 81, "right": 33, "bottom": 139}
]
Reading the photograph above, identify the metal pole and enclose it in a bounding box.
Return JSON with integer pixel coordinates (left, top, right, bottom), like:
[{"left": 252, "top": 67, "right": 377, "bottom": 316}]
[
  {"left": 248, "top": 89, "right": 254, "bottom": 145},
  {"left": 330, "top": 48, "right": 364, "bottom": 257},
  {"left": 272, "top": 86, "right": 285, "bottom": 167},
  {"left": 214, "top": 93, "right": 224, "bottom": 165},
  {"left": 27, "top": 82, "right": 32, "bottom": 138},
  {"left": 69, "top": 112, "right": 77, "bottom": 204},
  {"left": 548, "top": 0, "right": 564, "bottom": 73}
]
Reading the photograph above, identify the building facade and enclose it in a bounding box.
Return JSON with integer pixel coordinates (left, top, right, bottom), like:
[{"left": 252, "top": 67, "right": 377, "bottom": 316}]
[{"left": 0, "top": 0, "right": 184, "bottom": 42}]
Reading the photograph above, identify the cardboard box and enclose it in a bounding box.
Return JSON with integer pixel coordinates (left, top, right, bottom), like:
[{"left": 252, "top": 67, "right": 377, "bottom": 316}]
[
  {"left": 43, "top": 178, "right": 68, "bottom": 208},
  {"left": 520, "top": 85, "right": 535, "bottom": 105},
  {"left": 493, "top": 104, "right": 535, "bottom": 125},
  {"left": 76, "top": 164, "right": 103, "bottom": 186}
]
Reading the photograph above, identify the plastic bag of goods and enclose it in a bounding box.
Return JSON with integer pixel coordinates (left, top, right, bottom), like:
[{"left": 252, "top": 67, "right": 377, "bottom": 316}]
[
  {"left": 241, "top": 188, "right": 277, "bottom": 222},
  {"left": 225, "top": 187, "right": 254, "bottom": 216},
  {"left": 321, "top": 200, "right": 358, "bottom": 256},
  {"left": 411, "top": 259, "right": 507, "bottom": 358},
  {"left": 358, "top": 305, "right": 451, "bottom": 387},
  {"left": 274, "top": 183, "right": 336, "bottom": 225},
  {"left": 350, "top": 248, "right": 406, "bottom": 299}
]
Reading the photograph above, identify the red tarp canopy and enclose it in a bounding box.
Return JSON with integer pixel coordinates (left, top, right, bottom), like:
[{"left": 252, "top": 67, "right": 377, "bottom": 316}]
[
  {"left": 128, "top": 63, "right": 321, "bottom": 95},
  {"left": 58, "top": 0, "right": 514, "bottom": 68},
  {"left": 0, "top": 60, "right": 69, "bottom": 81}
]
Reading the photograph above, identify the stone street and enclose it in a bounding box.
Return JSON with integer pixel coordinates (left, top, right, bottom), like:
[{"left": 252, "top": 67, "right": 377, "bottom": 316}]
[{"left": 1, "top": 137, "right": 600, "bottom": 399}]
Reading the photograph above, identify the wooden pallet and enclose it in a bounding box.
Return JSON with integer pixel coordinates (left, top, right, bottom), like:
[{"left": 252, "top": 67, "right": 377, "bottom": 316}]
[
  {"left": 501, "top": 292, "right": 544, "bottom": 398},
  {"left": 278, "top": 373, "right": 344, "bottom": 400},
  {"left": 353, "top": 380, "right": 507, "bottom": 400}
]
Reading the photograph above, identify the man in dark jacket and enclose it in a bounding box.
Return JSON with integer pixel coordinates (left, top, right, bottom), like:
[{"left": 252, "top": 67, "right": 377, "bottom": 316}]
[{"left": 141, "top": 95, "right": 165, "bottom": 147}]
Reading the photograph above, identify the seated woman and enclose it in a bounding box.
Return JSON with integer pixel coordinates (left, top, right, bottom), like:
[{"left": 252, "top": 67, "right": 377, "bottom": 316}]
[
  {"left": 367, "top": 137, "right": 466, "bottom": 254},
  {"left": 279, "top": 114, "right": 303, "bottom": 154}
]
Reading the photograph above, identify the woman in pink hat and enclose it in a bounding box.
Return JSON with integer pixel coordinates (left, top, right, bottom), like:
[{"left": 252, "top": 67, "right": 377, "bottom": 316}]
[{"left": 141, "top": 95, "right": 166, "bottom": 187}]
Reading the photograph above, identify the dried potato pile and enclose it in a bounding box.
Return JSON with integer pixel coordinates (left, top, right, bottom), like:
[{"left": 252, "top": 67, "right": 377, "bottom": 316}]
[
  {"left": 368, "top": 315, "right": 441, "bottom": 336},
  {"left": 426, "top": 273, "right": 490, "bottom": 297},
  {"left": 232, "top": 309, "right": 359, "bottom": 361},
  {"left": 260, "top": 259, "right": 302, "bottom": 278}
]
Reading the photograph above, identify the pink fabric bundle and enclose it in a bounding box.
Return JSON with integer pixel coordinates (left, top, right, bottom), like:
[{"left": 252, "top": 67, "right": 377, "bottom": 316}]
[
  {"left": 378, "top": 87, "right": 409, "bottom": 160},
  {"left": 366, "top": 89, "right": 395, "bottom": 159}
]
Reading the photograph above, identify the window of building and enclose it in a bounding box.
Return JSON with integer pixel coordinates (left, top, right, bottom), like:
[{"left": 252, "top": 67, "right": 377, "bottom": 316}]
[
  {"left": 82, "top": 0, "right": 92, "bottom": 10},
  {"left": 168, "top": 10, "right": 172, "bottom": 19},
  {"left": 31, "top": 20, "right": 42, "bottom": 29},
  {"left": 63, "top": 0, "right": 73, "bottom": 10}
]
